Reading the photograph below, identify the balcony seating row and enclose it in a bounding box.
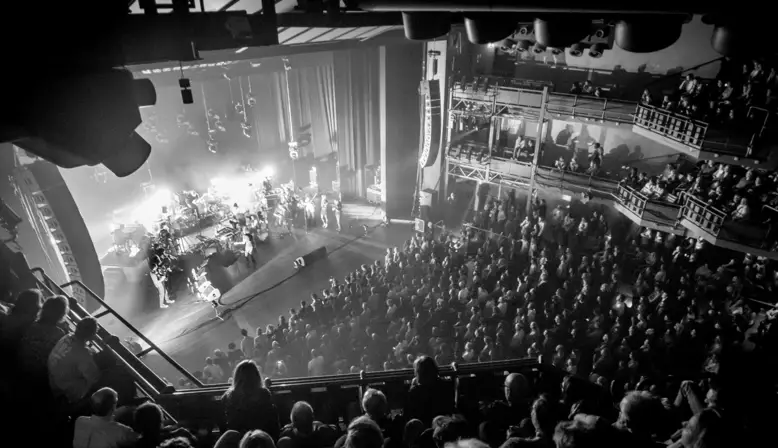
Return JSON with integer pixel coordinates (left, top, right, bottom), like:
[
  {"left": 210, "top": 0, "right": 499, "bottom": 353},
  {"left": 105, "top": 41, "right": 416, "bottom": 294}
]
[{"left": 452, "top": 84, "right": 771, "bottom": 166}]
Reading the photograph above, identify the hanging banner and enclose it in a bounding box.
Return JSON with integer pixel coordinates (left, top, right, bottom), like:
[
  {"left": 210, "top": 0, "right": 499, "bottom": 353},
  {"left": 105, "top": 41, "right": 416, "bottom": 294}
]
[{"left": 419, "top": 80, "right": 442, "bottom": 168}]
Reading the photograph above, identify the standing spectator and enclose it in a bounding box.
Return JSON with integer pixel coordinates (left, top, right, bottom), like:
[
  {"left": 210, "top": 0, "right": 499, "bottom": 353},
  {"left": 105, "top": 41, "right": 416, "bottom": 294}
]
[
  {"left": 48, "top": 316, "right": 101, "bottom": 408},
  {"left": 204, "top": 357, "right": 225, "bottom": 383},
  {"left": 222, "top": 360, "right": 279, "bottom": 438},
  {"left": 73, "top": 387, "right": 138, "bottom": 448},
  {"left": 18, "top": 295, "right": 69, "bottom": 386},
  {"left": 228, "top": 342, "right": 244, "bottom": 366},
  {"left": 0, "top": 289, "right": 42, "bottom": 356},
  {"left": 241, "top": 328, "right": 255, "bottom": 359},
  {"left": 404, "top": 356, "right": 455, "bottom": 426},
  {"left": 308, "top": 349, "right": 326, "bottom": 376}
]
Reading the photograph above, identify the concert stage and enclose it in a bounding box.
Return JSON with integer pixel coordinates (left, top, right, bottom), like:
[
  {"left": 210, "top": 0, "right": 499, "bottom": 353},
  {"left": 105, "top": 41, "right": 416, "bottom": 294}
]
[{"left": 97, "top": 201, "right": 411, "bottom": 383}]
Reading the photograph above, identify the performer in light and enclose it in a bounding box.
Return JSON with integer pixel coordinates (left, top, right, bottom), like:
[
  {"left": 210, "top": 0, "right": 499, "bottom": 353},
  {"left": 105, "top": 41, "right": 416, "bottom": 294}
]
[
  {"left": 320, "top": 194, "right": 329, "bottom": 228},
  {"left": 333, "top": 199, "right": 343, "bottom": 232}
]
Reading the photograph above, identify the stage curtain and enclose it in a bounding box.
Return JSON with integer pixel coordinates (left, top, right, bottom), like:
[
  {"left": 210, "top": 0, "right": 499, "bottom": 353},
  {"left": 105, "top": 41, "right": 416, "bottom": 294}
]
[
  {"left": 333, "top": 48, "right": 380, "bottom": 196},
  {"left": 245, "top": 73, "right": 286, "bottom": 151},
  {"left": 317, "top": 65, "right": 338, "bottom": 158}
]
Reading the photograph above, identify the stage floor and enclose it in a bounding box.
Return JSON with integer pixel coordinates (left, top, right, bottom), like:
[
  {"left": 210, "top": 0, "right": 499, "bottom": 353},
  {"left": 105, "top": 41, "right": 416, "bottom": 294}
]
[{"left": 99, "top": 202, "right": 411, "bottom": 384}]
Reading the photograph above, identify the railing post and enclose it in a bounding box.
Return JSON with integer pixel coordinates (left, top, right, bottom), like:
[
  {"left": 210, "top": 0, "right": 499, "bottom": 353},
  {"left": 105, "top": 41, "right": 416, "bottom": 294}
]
[{"left": 527, "top": 86, "right": 549, "bottom": 215}]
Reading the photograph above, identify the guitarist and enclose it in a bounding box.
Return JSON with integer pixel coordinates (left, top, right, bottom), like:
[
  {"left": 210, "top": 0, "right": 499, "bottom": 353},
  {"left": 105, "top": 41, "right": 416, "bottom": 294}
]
[{"left": 150, "top": 245, "right": 176, "bottom": 309}]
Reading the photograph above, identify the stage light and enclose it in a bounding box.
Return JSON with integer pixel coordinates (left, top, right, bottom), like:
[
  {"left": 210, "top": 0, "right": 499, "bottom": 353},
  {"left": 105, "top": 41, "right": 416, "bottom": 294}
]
[
  {"left": 153, "top": 188, "right": 172, "bottom": 204},
  {"left": 262, "top": 166, "right": 275, "bottom": 178}
]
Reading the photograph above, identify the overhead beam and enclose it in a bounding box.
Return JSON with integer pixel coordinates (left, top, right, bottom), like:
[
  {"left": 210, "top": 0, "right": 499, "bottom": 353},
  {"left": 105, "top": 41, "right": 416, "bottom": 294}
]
[
  {"left": 359, "top": 0, "right": 706, "bottom": 14},
  {"left": 120, "top": 11, "right": 406, "bottom": 66},
  {"left": 132, "top": 29, "right": 409, "bottom": 84},
  {"left": 274, "top": 12, "right": 404, "bottom": 27},
  {"left": 120, "top": 11, "right": 279, "bottom": 65}
]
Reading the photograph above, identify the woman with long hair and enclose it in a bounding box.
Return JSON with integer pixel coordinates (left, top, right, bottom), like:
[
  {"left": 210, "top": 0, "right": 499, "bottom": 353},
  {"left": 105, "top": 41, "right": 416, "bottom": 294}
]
[{"left": 222, "top": 360, "right": 279, "bottom": 438}]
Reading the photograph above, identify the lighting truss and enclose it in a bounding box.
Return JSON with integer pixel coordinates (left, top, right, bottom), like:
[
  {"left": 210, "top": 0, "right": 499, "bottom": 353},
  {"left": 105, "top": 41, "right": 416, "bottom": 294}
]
[{"left": 447, "top": 159, "right": 529, "bottom": 189}]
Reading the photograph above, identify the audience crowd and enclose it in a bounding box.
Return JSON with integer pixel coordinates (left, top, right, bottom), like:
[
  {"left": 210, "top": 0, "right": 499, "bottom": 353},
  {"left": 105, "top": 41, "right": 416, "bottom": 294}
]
[
  {"left": 640, "top": 59, "right": 777, "bottom": 129},
  {"left": 148, "top": 188, "right": 777, "bottom": 448}
]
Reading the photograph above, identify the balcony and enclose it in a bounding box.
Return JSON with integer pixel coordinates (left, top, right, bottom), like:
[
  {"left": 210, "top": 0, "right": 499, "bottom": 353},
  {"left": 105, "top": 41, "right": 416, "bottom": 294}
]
[
  {"left": 678, "top": 193, "right": 778, "bottom": 260},
  {"left": 632, "top": 104, "right": 774, "bottom": 169},
  {"left": 451, "top": 80, "right": 774, "bottom": 169},
  {"left": 613, "top": 184, "right": 685, "bottom": 234},
  {"left": 451, "top": 81, "right": 637, "bottom": 125},
  {"left": 446, "top": 145, "right": 620, "bottom": 199}
]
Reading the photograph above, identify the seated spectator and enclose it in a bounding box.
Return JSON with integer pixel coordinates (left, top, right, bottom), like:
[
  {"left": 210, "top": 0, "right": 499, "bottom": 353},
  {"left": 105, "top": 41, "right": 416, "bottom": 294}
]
[
  {"left": 239, "top": 430, "right": 276, "bottom": 448},
  {"left": 404, "top": 356, "right": 455, "bottom": 426},
  {"left": 160, "top": 438, "right": 194, "bottom": 448},
  {"left": 73, "top": 387, "right": 138, "bottom": 448},
  {"left": 731, "top": 198, "right": 751, "bottom": 221},
  {"left": 344, "top": 416, "right": 384, "bottom": 448},
  {"left": 668, "top": 408, "right": 726, "bottom": 448},
  {"left": 482, "top": 373, "right": 532, "bottom": 433},
  {"left": 279, "top": 401, "right": 337, "bottom": 448},
  {"left": 680, "top": 74, "right": 697, "bottom": 96},
  {"left": 222, "top": 360, "right": 279, "bottom": 437},
  {"left": 18, "top": 294, "right": 68, "bottom": 387},
  {"left": 506, "top": 396, "right": 556, "bottom": 447},
  {"left": 432, "top": 415, "right": 469, "bottom": 448},
  {"left": 134, "top": 402, "right": 194, "bottom": 448},
  {"left": 614, "top": 391, "right": 667, "bottom": 448},
  {"left": 640, "top": 89, "right": 653, "bottom": 106},
  {"left": 569, "top": 83, "right": 582, "bottom": 95},
  {"left": 582, "top": 81, "right": 594, "bottom": 95},
  {"left": 48, "top": 316, "right": 100, "bottom": 409},
  {"left": 554, "top": 415, "right": 624, "bottom": 448}
]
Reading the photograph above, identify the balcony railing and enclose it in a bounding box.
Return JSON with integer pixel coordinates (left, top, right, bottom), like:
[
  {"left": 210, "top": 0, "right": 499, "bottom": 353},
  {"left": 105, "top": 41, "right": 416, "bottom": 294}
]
[
  {"left": 617, "top": 184, "right": 649, "bottom": 218},
  {"left": 31, "top": 268, "right": 206, "bottom": 389},
  {"left": 634, "top": 104, "right": 708, "bottom": 149},
  {"left": 680, "top": 192, "right": 726, "bottom": 238},
  {"left": 545, "top": 93, "right": 636, "bottom": 124}
]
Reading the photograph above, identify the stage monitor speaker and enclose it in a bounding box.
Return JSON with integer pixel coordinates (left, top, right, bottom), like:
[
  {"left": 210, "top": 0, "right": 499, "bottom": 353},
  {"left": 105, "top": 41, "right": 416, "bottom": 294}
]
[{"left": 294, "top": 246, "right": 328, "bottom": 269}]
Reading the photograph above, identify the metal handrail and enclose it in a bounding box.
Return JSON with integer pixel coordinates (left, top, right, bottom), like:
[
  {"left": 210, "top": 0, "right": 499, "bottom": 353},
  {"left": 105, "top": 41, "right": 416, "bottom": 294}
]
[
  {"left": 31, "top": 268, "right": 205, "bottom": 388},
  {"left": 679, "top": 192, "right": 726, "bottom": 239},
  {"left": 163, "top": 358, "right": 543, "bottom": 398},
  {"left": 762, "top": 204, "right": 778, "bottom": 216},
  {"left": 634, "top": 104, "right": 708, "bottom": 149},
  {"left": 30, "top": 272, "right": 173, "bottom": 405},
  {"left": 535, "top": 166, "right": 620, "bottom": 198}
]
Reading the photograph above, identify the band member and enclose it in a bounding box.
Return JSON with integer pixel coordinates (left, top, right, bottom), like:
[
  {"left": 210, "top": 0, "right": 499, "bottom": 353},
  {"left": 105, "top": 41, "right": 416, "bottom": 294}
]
[
  {"left": 273, "top": 202, "right": 286, "bottom": 229},
  {"left": 243, "top": 227, "right": 257, "bottom": 268},
  {"left": 320, "top": 194, "right": 329, "bottom": 228},
  {"left": 333, "top": 199, "right": 343, "bottom": 232},
  {"left": 262, "top": 176, "right": 273, "bottom": 195},
  {"left": 230, "top": 203, "right": 246, "bottom": 230},
  {"left": 303, "top": 195, "right": 315, "bottom": 232},
  {"left": 150, "top": 246, "right": 175, "bottom": 308}
]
